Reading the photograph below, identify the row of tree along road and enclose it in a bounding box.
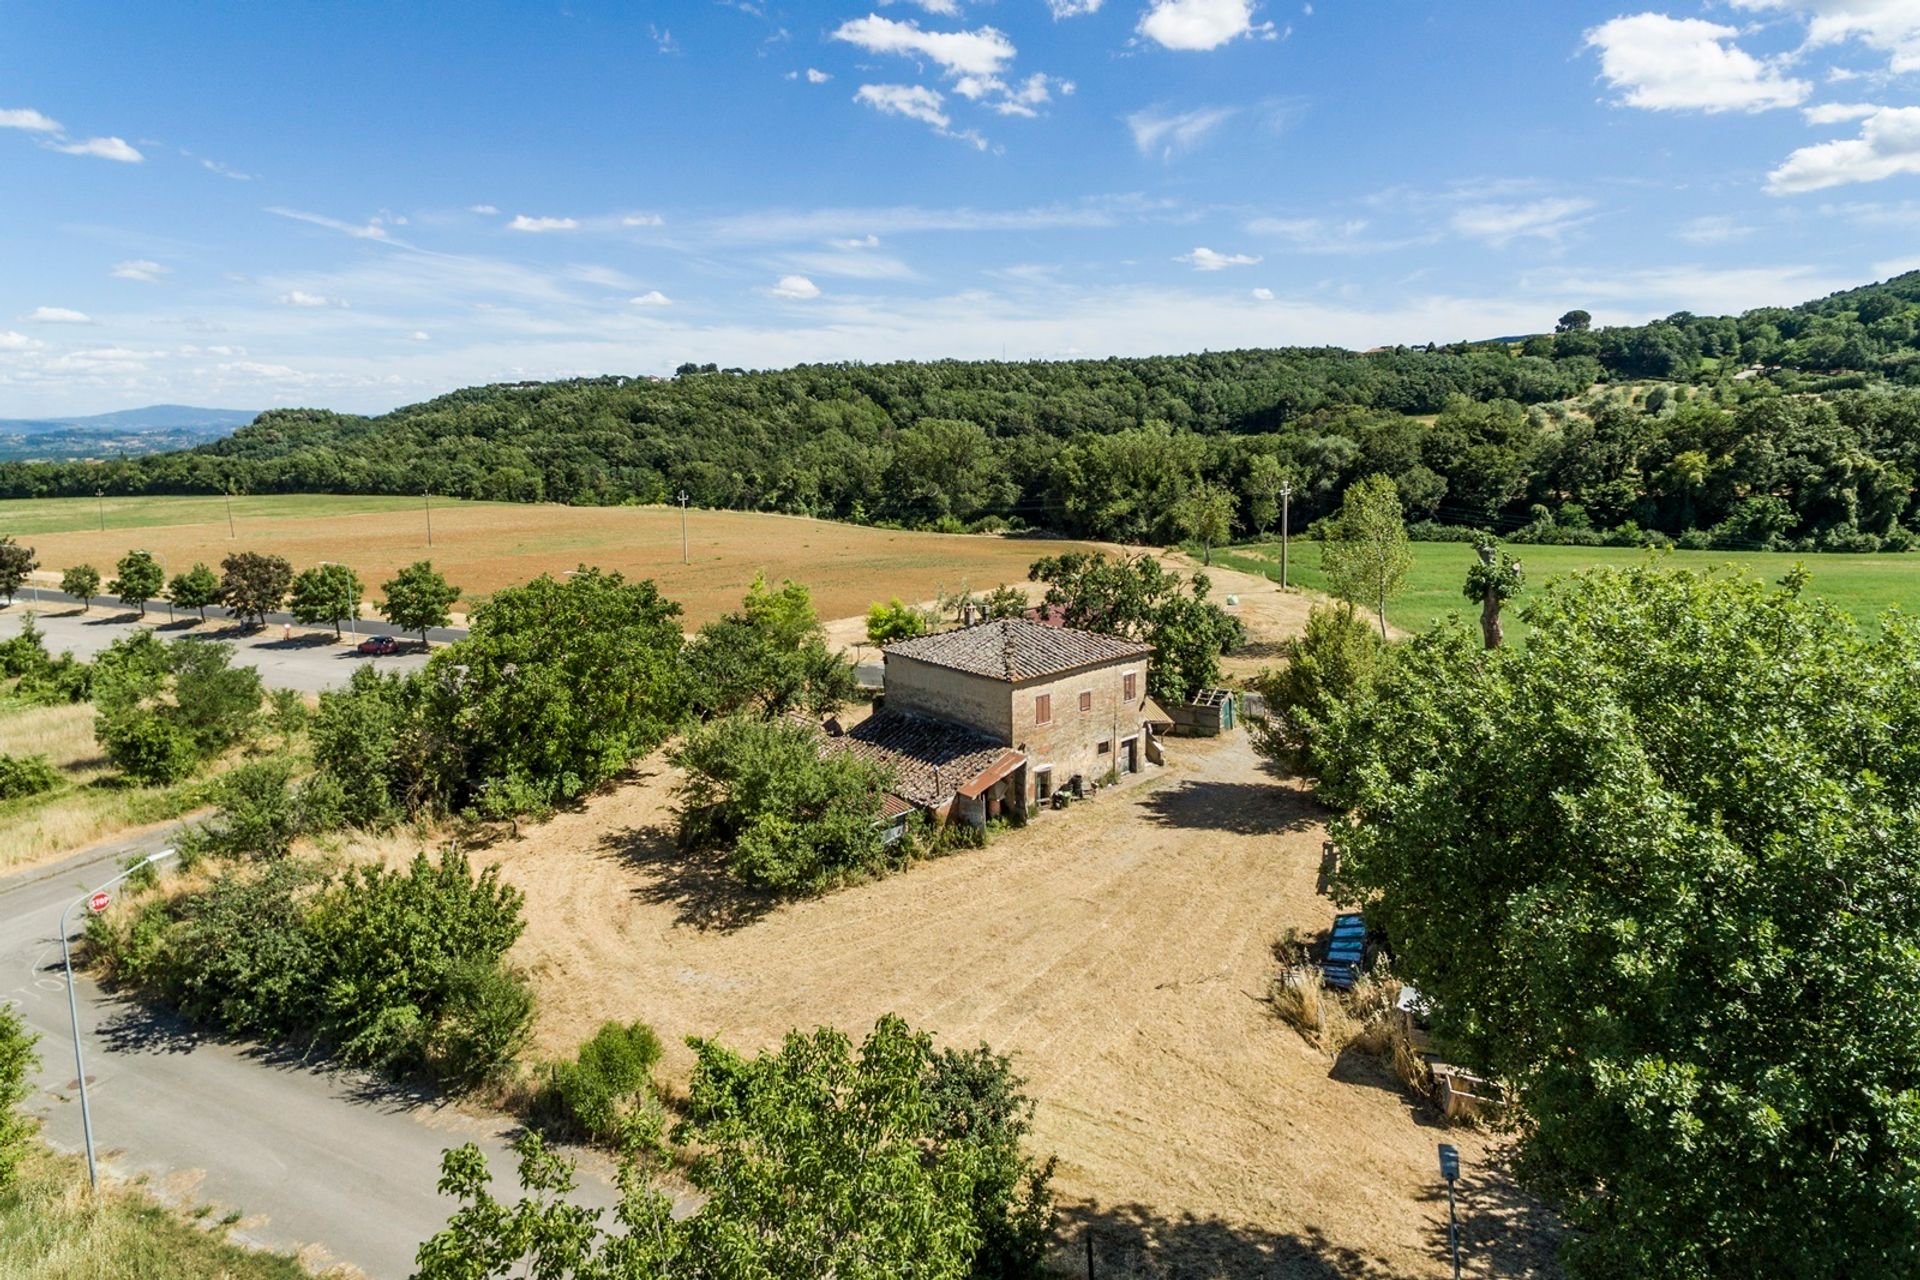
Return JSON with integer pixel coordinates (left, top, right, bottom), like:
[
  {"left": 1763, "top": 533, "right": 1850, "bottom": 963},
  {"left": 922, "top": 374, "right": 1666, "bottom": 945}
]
[{"left": 0, "top": 537, "right": 460, "bottom": 644}]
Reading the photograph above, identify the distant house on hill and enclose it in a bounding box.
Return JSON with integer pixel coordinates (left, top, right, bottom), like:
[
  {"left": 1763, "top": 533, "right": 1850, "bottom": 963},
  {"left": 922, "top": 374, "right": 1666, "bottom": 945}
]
[{"left": 819, "top": 618, "right": 1165, "bottom": 829}]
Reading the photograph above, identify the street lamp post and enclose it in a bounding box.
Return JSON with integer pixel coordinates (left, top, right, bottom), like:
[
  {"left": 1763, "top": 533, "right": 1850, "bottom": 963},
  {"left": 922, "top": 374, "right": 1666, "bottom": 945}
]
[
  {"left": 1278, "top": 481, "right": 1292, "bottom": 589},
  {"left": 61, "top": 847, "right": 178, "bottom": 1191},
  {"left": 678, "top": 489, "right": 690, "bottom": 564},
  {"left": 1438, "top": 1143, "right": 1462, "bottom": 1280}
]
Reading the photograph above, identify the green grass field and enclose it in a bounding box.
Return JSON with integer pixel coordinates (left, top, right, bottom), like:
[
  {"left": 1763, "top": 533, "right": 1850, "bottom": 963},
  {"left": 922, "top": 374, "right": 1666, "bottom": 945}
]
[
  {"left": 1212, "top": 540, "right": 1920, "bottom": 640},
  {"left": 0, "top": 493, "right": 463, "bottom": 537}
]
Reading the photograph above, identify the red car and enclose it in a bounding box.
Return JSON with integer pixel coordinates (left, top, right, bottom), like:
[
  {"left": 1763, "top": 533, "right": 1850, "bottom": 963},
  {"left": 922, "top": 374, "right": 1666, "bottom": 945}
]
[{"left": 357, "top": 634, "right": 401, "bottom": 656}]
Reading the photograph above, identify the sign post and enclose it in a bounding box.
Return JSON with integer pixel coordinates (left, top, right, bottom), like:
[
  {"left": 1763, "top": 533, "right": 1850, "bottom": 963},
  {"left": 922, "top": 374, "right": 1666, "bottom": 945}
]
[
  {"left": 1438, "top": 1142, "right": 1462, "bottom": 1280},
  {"left": 87, "top": 890, "right": 110, "bottom": 914}
]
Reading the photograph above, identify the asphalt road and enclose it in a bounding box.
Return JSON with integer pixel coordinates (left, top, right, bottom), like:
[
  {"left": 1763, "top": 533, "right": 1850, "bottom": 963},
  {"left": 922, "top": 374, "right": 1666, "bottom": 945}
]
[
  {"left": 1, "top": 602, "right": 430, "bottom": 694},
  {"left": 0, "top": 832, "right": 621, "bottom": 1277}
]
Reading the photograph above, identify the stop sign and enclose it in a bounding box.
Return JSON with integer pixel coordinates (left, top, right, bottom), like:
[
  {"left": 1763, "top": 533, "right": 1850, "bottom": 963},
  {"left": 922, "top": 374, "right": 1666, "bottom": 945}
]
[{"left": 87, "top": 891, "right": 110, "bottom": 914}]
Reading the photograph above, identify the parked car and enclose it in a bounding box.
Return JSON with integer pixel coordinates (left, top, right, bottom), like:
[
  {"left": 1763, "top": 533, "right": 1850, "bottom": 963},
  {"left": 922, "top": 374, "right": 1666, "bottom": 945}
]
[{"left": 357, "top": 634, "right": 400, "bottom": 656}]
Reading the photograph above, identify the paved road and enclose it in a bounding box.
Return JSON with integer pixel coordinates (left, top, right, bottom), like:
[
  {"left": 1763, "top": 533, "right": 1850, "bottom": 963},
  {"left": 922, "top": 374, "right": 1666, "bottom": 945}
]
[
  {"left": 1, "top": 603, "right": 430, "bottom": 694},
  {"left": 12, "top": 581, "right": 469, "bottom": 646},
  {"left": 0, "top": 832, "right": 620, "bottom": 1277}
]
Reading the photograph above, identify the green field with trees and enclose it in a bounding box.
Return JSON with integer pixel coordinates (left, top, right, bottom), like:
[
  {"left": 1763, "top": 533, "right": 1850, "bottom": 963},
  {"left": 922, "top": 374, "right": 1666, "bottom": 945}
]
[{"left": 1, "top": 274, "right": 1919, "bottom": 557}]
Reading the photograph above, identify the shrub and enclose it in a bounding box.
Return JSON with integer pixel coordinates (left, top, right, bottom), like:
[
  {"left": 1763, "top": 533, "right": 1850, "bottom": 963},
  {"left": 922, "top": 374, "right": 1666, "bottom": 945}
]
[
  {"left": 0, "top": 753, "right": 61, "bottom": 802},
  {"left": 204, "top": 758, "right": 301, "bottom": 858},
  {"left": 672, "top": 715, "right": 895, "bottom": 893},
  {"left": 0, "top": 1003, "right": 37, "bottom": 1191},
  {"left": 97, "top": 711, "right": 199, "bottom": 785},
  {"left": 1248, "top": 602, "right": 1385, "bottom": 787},
  {"left": 545, "top": 1020, "right": 664, "bottom": 1142}
]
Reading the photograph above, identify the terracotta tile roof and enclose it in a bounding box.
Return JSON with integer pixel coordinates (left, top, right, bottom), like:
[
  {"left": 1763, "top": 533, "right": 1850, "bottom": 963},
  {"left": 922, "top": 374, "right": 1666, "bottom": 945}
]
[
  {"left": 883, "top": 619, "right": 1152, "bottom": 683},
  {"left": 825, "top": 708, "right": 1014, "bottom": 807}
]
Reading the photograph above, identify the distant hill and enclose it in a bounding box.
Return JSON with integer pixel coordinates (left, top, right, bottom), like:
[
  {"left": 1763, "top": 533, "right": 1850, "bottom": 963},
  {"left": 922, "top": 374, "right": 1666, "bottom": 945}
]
[{"left": 0, "top": 405, "right": 257, "bottom": 435}]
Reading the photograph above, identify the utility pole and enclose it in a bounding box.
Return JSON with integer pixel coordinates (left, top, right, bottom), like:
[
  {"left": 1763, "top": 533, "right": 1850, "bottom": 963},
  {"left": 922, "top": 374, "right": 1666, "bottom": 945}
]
[
  {"left": 678, "top": 489, "right": 690, "bottom": 564},
  {"left": 424, "top": 489, "right": 434, "bottom": 547},
  {"left": 1278, "top": 481, "right": 1292, "bottom": 589},
  {"left": 225, "top": 488, "right": 236, "bottom": 539},
  {"left": 95, "top": 487, "right": 105, "bottom": 532}
]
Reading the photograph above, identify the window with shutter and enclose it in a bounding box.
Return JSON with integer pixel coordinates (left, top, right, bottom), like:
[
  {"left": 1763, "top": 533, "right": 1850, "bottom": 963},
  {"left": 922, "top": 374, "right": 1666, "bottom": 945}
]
[{"left": 1035, "top": 693, "right": 1051, "bottom": 724}]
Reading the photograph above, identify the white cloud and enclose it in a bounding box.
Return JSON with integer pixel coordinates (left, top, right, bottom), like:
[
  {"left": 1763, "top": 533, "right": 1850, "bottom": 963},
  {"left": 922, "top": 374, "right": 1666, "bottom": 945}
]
[
  {"left": 831, "top": 15, "right": 1016, "bottom": 78},
  {"left": 622, "top": 213, "right": 666, "bottom": 227},
  {"left": 1675, "top": 214, "right": 1755, "bottom": 244},
  {"left": 1178, "top": 246, "right": 1263, "bottom": 270},
  {"left": 410, "top": 331, "right": 432, "bottom": 341},
  {"left": 957, "top": 71, "right": 1069, "bottom": 116},
  {"left": 1731, "top": 0, "right": 1920, "bottom": 74},
  {"left": 0, "top": 107, "right": 62, "bottom": 132},
  {"left": 630, "top": 290, "right": 673, "bottom": 306},
  {"left": 855, "top": 83, "right": 952, "bottom": 129},
  {"left": 770, "top": 274, "right": 822, "bottom": 299},
  {"left": 0, "top": 330, "right": 44, "bottom": 350},
  {"left": 268, "top": 206, "right": 395, "bottom": 241},
  {"left": 1137, "top": 0, "right": 1261, "bottom": 51},
  {"left": 784, "top": 249, "right": 919, "bottom": 279},
  {"left": 1804, "top": 101, "right": 1880, "bottom": 123},
  {"left": 49, "top": 135, "right": 143, "bottom": 162},
  {"left": 111, "top": 259, "right": 170, "bottom": 282},
  {"left": 201, "top": 157, "right": 252, "bottom": 180},
  {"left": 27, "top": 306, "right": 91, "bottom": 324},
  {"left": 1584, "top": 14, "right": 1809, "bottom": 113},
  {"left": 1127, "top": 104, "right": 1237, "bottom": 158},
  {"left": 1245, "top": 215, "right": 1435, "bottom": 255},
  {"left": 836, "top": 234, "right": 881, "bottom": 248},
  {"left": 1768, "top": 105, "right": 1920, "bottom": 192},
  {"left": 509, "top": 214, "right": 580, "bottom": 232},
  {"left": 807, "top": 67, "right": 833, "bottom": 83},
  {"left": 880, "top": 0, "right": 961, "bottom": 14},
  {"left": 279, "top": 290, "right": 342, "bottom": 307},
  {"left": 1449, "top": 196, "right": 1594, "bottom": 246},
  {"left": 468, "top": 204, "right": 500, "bottom": 214},
  {"left": 1046, "top": 0, "right": 1104, "bottom": 14},
  {"left": 1251, "top": 287, "right": 1275, "bottom": 300}
]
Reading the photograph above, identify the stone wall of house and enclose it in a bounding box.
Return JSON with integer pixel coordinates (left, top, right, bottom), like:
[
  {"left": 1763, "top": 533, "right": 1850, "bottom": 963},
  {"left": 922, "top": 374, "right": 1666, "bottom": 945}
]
[
  {"left": 883, "top": 655, "right": 1015, "bottom": 740},
  {"left": 1009, "top": 654, "right": 1149, "bottom": 804}
]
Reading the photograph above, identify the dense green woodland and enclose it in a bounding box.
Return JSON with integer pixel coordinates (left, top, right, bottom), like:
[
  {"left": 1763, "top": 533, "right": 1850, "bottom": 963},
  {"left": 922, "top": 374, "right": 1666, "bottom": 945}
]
[{"left": 9, "top": 272, "right": 1920, "bottom": 550}]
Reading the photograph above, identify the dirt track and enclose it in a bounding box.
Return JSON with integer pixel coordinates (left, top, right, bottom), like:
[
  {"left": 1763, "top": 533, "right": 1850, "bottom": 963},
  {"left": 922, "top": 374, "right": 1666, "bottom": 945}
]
[{"left": 470, "top": 732, "right": 1560, "bottom": 1278}]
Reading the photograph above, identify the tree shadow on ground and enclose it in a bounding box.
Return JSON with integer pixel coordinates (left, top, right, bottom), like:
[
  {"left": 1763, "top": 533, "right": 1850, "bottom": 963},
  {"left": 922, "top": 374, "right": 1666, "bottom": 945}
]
[
  {"left": 1327, "top": 1046, "right": 1448, "bottom": 1131},
  {"left": 92, "top": 997, "right": 207, "bottom": 1057},
  {"left": 156, "top": 617, "right": 201, "bottom": 631},
  {"left": 1054, "top": 1200, "right": 1402, "bottom": 1279},
  {"left": 1416, "top": 1144, "right": 1566, "bottom": 1278},
  {"left": 84, "top": 611, "right": 144, "bottom": 626},
  {"left": 597, "top": 821, "right": 782, "bottom": 933},
  {"left": 1138, "top": 777, "right": 1325, "bottom": 838}
]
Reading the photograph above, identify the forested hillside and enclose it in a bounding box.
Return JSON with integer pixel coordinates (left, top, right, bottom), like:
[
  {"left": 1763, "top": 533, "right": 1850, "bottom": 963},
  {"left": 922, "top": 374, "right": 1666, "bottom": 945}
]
[{"left": 6, "top": 272, "right": 1920, "bottom": 552}]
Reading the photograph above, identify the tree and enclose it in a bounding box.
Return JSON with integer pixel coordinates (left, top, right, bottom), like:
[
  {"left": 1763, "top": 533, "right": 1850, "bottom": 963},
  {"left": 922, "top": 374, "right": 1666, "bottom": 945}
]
[
  {"left": 1462, "top": 542, "right": 1524, "bottom": 649},
  {"left": 672, "top": 715, "right": 894, "bottom": 892},
  {"left": 0, "top": 537, "right": 36, "bottom": 605},
  {"left": 109, "top": 549, "right": 165, "bottom": 617},
  {"left": 685, "top": 575, "right": 855, "bottom": 721},
  {"left": 415, "top": 1015, "right": 1054, "bottom": 1280},
  {"left": 167, "top": 562, "right": 221, "bottom": 621},
  {"left": 867, "top": 597, "right": 930, "bottom": 645},
  {"left": 1248, "top": 602, "right": 1383, "bottom": 781},
  {"left": 1243, "top": 453, "right": 1287, "bottom": 536},
  {"left": 289, "top": 562, "right": 365, "bottom": 638},
  {"left": 1555, "top": 308, "right": 1592, "bottom": 333},
  {"left": 92, "top": 633, "right": 261, "bottom": 783},
  {"left": 60, "top": 564, "right": 100, "bottom": 610},
  {"left": 440, "top": 567, "right": 686, "bottom": 814},
  {"left": 0, "top": 1003, "right": 36, "bottom": 1191},
  {"left": 380, "top": 560, "right": 459, "bottom": 648},
  {"left": 1318, "top": 566, "right": 1920, "bottom": 1278},
  {"left": 1319, "top": 473, "right": 1411, "bottom": 640},
  {"left": 219, "top": 551, "right": 292, "bottom": 627},
  {"left": 1172, "top": 481, "right": 1236, "bottom": 565}
]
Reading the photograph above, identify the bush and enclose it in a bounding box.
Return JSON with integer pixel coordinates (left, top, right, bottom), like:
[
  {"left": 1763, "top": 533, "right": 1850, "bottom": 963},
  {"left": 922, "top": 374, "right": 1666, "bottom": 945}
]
[
  {"left": 202, "top": 758, "right": 301, "bottom": 858},
  {"left": 0, "top": 753, "right": 61, "bottom": 802},
  {"left": 671, "top": 715, "right": 895, "bottom": 893},
  {"left": 97, "top": 711, "right": 199, "bottom": 785},
  {"left": 0, "top": 1003, "right": 37, "bottom": 1191},
  {"left": 544, "top": 1020, "right": 663, "bottom": 1142},
  {"left": 1248, "top": 602, "right": 1385, "bottom": 788},
  {"left": 93, "top": 634, "right": 261, "bottom": 784}
]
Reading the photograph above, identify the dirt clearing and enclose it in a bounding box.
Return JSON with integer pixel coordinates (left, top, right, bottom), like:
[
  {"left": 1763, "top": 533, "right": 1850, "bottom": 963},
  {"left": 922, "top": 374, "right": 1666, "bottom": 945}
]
[{"left": 462, "top": 731, "right": 1559, "bottom": 1278}]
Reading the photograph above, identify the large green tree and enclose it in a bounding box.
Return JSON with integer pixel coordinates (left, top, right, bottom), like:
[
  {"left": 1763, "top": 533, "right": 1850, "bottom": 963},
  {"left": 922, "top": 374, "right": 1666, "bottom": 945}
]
[
  {"left": 684, "top": 574, "right": 855, "bottom": 720},
  {"left": 380, "top": 560, "right": 459, "bottom": 647},
  {"left": 289, "top": 562, "right": 365, "bottom": 637},
  {"left": 0, "top": 537, "right": 33, "bottom": 606},
  {"left": 109, "top": 549, "right": 165, "bottom": 617},
  {"left": 1318, "top": 472, "right": 1411, "bottom": 639},
  {"left": 219, "top": 551, "right": 293, "bottom": 626},
  {"left": 415, "top": 1015, "right": 1054, "bottom": 1280},
  {"left": 59, "top": 564, "right": 99, "bottom": 610},
  {"left": 1027, "top": 551, "right": 1243, "bottom": 702},
  {"left": 166, "top": 562, "right": 221, "bottom": 621},
  {"left": 1320, "top": 566, "right": 1920, "bottom": 1278}
]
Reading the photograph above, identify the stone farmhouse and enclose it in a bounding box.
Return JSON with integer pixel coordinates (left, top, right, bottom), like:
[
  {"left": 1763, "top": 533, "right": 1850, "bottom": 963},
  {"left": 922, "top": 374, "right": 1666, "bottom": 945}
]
[{"left": 820, "top": 618, "right": 1164, "bottom": 830}]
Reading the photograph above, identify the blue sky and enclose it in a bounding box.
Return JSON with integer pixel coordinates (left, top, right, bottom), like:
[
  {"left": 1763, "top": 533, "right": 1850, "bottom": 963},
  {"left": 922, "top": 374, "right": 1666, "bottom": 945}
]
[{"left": 3, "top": 0, "right": 1919, "bottom": 416}]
